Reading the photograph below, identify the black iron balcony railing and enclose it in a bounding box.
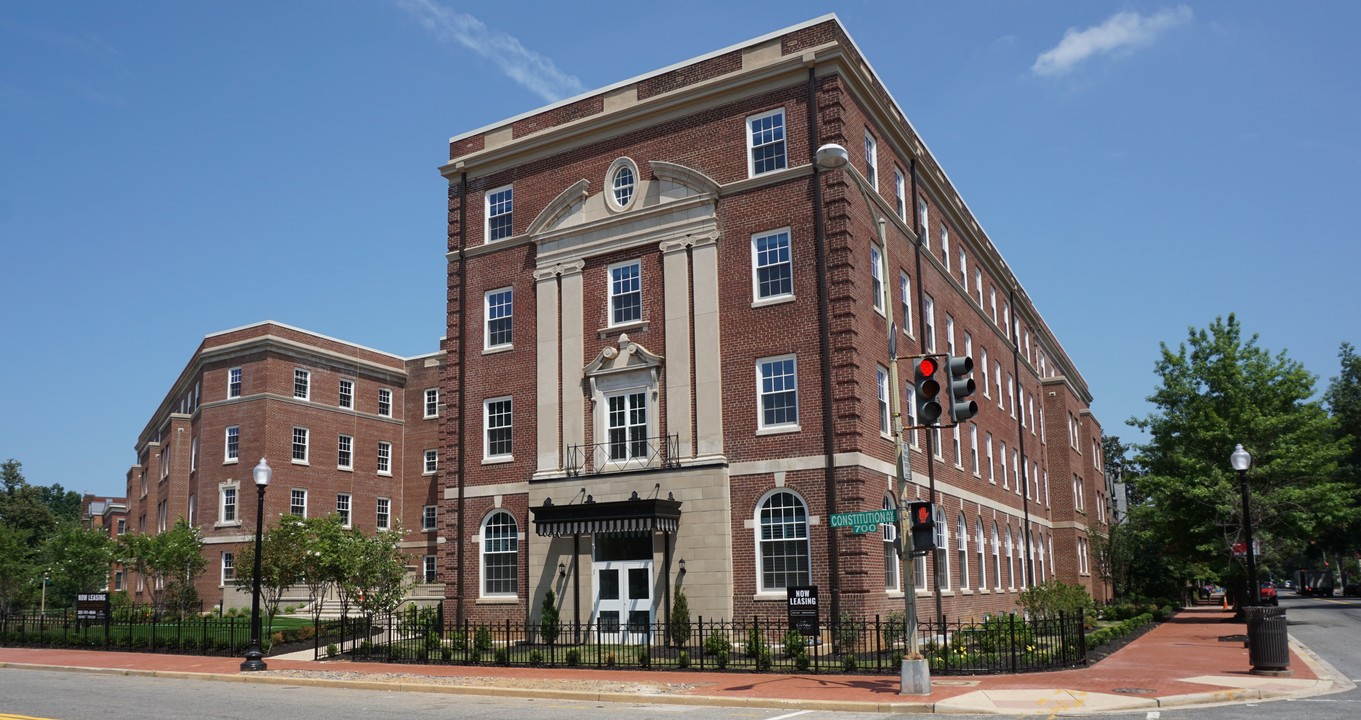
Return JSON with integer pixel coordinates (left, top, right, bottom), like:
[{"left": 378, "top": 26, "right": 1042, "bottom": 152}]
[{"left": 565, "top": 433, "right": 680, "bottom": 476}]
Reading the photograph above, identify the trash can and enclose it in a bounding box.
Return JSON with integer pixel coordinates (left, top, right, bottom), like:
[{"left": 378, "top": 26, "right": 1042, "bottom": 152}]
[{"left": 1245, "top": 606, "right": 1290, "bottom": 674}]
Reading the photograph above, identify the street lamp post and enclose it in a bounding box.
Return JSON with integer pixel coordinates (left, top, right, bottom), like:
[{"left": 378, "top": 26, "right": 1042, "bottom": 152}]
[
  {"left": 1231, "top": 444, "right": 1260, "bottom": 607},
  {"left": 241, "top": 458, "right": 271, "bottom": 671}
]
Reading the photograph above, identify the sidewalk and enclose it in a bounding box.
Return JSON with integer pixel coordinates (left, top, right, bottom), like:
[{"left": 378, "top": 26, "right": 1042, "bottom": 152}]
[{"left": 0, "top": 606, "right": 1351, "bottom": 715}]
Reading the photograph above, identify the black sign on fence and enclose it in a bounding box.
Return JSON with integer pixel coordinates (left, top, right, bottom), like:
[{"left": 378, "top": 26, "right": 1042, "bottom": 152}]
[
  {"left": 786, "top": 585, "right": 819, "bottom": 635},
  {"left": 76, "top": 592, "right": 109, "bottom": 621}
]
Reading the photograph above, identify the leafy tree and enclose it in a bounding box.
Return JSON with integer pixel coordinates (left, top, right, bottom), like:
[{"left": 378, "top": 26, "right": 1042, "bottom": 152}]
[
  {"left": 1320, "top": 342, "right": 1361, "bottom": 567},
  {"left": 233, "top": 513, "right": 308, "bottom": 632},
  {"left": 41, "top": 525, "right": 114, "bottom": 604},
  {"left": 117, "top": 519, "right": 206, "bottom": 616},
  {"left": 38, "top": 483, "right": 82, "bottom": 525},
  {"left": 1130, "top": 315, "right": 1355, "bottom": 598},
  {"left": 342, "top": 527, "right": 413, "bottom": 619},
  {"left": 0, "top": 524, "right": 37, "bottom": 614},
  {"left": 298, "top": 514, "right": 349, "bottom": 620},
  {"left": 0, "top": 459, "right": 57, "bottom": 546}
]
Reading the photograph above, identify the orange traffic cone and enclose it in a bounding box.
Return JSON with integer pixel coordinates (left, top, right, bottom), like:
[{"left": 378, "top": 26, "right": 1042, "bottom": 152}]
[{"left": 1222, "top": 595, "right": 1229, "bottom": 610}]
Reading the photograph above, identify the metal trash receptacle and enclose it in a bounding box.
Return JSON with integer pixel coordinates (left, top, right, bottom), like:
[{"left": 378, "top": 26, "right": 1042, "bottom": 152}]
[{"left": 1246, "top": 606, "right": 1290, "bottom": 674}]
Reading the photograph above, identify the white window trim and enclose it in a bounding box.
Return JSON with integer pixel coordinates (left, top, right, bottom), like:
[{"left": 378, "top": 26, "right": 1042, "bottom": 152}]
[
  {"left": 338, "top": 378, "right": 353, "bottom": 409},
  {"left": 217, "top": 481, "right": 240, "bottom": 527},
  {"left": 746, "top": 108, "right": 787, "bottom": 178},
  {"left": 423, "top": 505, "right": 437, "bottom": 532},
  {"left": 224, "top": 425, "right": 239, "bottom": 464},
  {"left": 756, "top": 354, "right": 800, "bottom": 434},
  {"left": 377, "top": 441, "right": 393, "bottom": 476},
  {"left": 336, "top": 493, "right": 352, "bottom": 529},
  {"left": 292, "top": 426, "right": 309, "bottom": 465},
  {"left": 378, "top": 388, "right": 393, "bottom": 418},
  {"left": 485, "top": 183, "right": 513, "bottom": 243},
  {"left": 228, "top": 367, "right": 242, "bottom": 399},
  {"left": 750, "top": 228, "right": 794, "bottom": 306},
  {"left": 870, "top": 242, "right": 885, "bottom": 315},
  {"left": 607, "top": 259, "right": 643, "bottom": 329},
  {"left": 754, "top": 488, "right": 812, "bottom": 595},
  {"left": 483, "top": 396, "right": 514, "bottom": 463},
  {"left": 877, "top": 365, "right": 891, "bottom": 438},
  {"left": 375, "top": 497, "right": 391, "bottom": 531},
  {"left": 864, "top": 129, "right": 878, "bottom": 191},
  {"left": 290, "top": 488, "right": 308, "bottom": 518},
  {"left": 480, "top": 510, "right": 519, "bottom": 599},
  {"left": 605, "top": 157, "right": 640, "bottom": 213},
  {"left": 424, "top": 449, "right": 439, "bottom": 475},
  {"left": 337, "top": 434, "right": 353, "bottom": 471},
  {"left": 221, "top": 552, "right": 235, "bottom": 586},
  {"left": 424, "top": 388, "right": 440, "bottom": 419},
  {"left": 294, "top": 368, "right": 310, "bottom": 401},
  {"left": 484, "top": 286, "right": 514, "bottom": 352},
  {"left": 899, "top": 273, "right": 914, "bottom": 338}
]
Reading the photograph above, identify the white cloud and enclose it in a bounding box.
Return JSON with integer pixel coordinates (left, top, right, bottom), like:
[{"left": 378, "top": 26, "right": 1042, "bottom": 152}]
[
  {"left": 1032, "top": 6, "right": 1193, "bottom": 76},
  {"left": 393, "top": 0, "right": 584, "bottom": 103}
]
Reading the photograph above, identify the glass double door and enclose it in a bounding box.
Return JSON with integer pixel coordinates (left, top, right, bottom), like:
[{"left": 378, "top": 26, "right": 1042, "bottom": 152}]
[{"left": 592, "top": 534, "right": 653, "bottom": 644}]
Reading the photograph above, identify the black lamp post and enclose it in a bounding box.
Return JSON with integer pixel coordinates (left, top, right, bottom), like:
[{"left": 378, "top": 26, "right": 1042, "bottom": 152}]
[
  {"left": 241, "top": 457, "right": 271, "bottom": 671},
  {"left": 1231, "top": 444, "right": 1260, "bottom": 607}
]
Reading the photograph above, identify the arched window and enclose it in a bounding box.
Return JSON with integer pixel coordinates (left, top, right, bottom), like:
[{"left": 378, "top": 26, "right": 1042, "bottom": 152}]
[
  {"left": 757, "top": 491, "right": 810, "bottom": 592},
  {"left": 975, "top": 517, "right": 986, "bottom": 590},
  {"left": 883, "top": 495, "right": 899, "bottom": 591},
  {"left": 1037, "top": 531, "right": 1047, "bottom": 581},
  {"left": 1005, "top": 525, "right": 1015, "bottom": 589},
  {"left": 934, "top": 505, "right": 950, "bottom": 591},
  {"left": 956, "top": 512, "right": 969, "bottom": 590},
  {"left": 481, "top": 510, "right": 518, "bottom": 597}
]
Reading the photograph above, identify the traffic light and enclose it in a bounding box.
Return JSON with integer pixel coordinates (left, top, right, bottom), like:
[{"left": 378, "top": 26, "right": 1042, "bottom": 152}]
[
  {"left": 913, "top": 355, "right": 943, "bottom": 427},
  {"left": 947, "top": 354, "right": 977, "bottom": 423},
  {"left": 908, "top": 501, "right": 935, "bottom": 552}
]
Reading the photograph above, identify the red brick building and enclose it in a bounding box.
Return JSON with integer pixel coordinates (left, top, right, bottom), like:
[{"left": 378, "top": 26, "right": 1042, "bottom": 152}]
[
  {"left": 125, "top": 322, "right": 443, "bottom": 610},
  {"left": 436, "top": 15, "right": 1109, "bottom": 634}
]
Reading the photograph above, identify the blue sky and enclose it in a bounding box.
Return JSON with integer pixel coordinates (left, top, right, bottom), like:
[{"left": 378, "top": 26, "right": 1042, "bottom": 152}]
[{"left": 2, "top": 2, "right": 1358, "bottom": 499}]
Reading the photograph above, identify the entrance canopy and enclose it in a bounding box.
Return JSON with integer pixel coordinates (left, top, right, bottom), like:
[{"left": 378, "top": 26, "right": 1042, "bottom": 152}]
[{"left": 532, "top": 494, "right": 681, "bottom": 537}]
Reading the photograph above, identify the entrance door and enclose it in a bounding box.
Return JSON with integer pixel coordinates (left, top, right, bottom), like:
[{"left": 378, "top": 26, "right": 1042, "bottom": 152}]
[{"left": 592, "top": 534, "right": 654, "bottom": 644}]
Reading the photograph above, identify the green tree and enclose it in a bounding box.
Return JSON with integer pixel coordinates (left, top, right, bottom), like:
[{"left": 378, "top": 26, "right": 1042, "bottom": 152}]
[
  {"left": 0, "top": 524, "right": 38, "bottom": 613},
  {"left": 233, "top": 513, "right": 308, "bottom": 632},
  {"left": 41, "top": 524, "right": 115, "bottom": 605},
  {"left": 299, "top": 514, "right": 347, "bottom": 620},
  {"left": 1321, "top": 342, "right": 1361, "bottom": 571},
  {"left": 1130, "top": 315, "right": 1355, "bottom": 597},
  {"left": 38, "top": 483, "right": 82, "bottom": 525},
  {"left": 539, "top": 588, "right": 561, "bottom": 645},
  {"left": 117, "top": 520, "right": 206, "bottom": 616},
  {"left": 342, "top": 527, "right": 413, "bottom": 619},
  {"left": 0, "top": 459, "right": 58, "bottom": 546}
]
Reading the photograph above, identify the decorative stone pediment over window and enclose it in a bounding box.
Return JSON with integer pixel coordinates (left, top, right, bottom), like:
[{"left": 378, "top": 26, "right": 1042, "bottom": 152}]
[{"left": 584, "top": 333, "right": 663, "bottom": 398}]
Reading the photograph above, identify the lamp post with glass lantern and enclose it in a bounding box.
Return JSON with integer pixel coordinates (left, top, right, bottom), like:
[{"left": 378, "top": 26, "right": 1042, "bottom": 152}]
[
  {"left": 241, "top": 458, "right": 271, "bottom": 671},
  {"left": 1231, "top": 444, "right": 1259, "bottom": 607}
]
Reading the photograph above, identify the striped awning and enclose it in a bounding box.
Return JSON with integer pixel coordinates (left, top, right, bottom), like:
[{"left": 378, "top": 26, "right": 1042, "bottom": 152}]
[{"left": 532, "top": 496, "right": 682, "bottom": 537}]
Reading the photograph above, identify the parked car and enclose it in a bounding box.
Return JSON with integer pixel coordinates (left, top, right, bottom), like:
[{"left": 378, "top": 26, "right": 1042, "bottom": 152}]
[
  {"left": 1259, "top": 582, "right": 1278, "bottom": 605},
  {"left": 1344, "top": 583, "right": 1361, "bottom": 598}
]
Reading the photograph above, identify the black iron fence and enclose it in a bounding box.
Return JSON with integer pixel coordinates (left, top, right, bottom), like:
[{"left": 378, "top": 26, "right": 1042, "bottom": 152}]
[
  {"left": 565, "top": 434, "right": 680, "bottom": 476},
  {"left": 330, "top": 607, "right": 1087, "bottom": 675},
  {"left": 0, "top": 610, "right": 343, "bottom": 658}
]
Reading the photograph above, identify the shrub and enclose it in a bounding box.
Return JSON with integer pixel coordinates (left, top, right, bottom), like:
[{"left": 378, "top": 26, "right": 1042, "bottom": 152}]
[
  {"left": 473, "top": 625, "right": 493, "bottom": 651},
  {"left": 469, "top": 649, "right": 482, "bottom": 664},
  {"left": 270, "top": 631, "right": 285, "bottom": 646},
  {"left": 636, "top": 646, "right": 651, "bottom": 668},
  {"left": 295, "top": 625, "right": 316, "bottom": 641},
  {"left": 669, "top": 591, "right": 692, "bottom": 648},
  {"left": 834, "top": 612, "right": 862, "bottom": 652},
  {"left": 842, "top": 654, "right": 858, "bottom": 672},
  {"left": 604, "top": 651, "right": 617, "bottom": 667},
  {"left": 677, "top": 650, "right": 690, "bottom": 669},
  {"left": 494, "top": 648, "right": 509, "bottom": 665},
  {"left": 704, "top": 629, "right": 731, "bottom": 656},
  {"left": 882, "top": 611, "right": 906, "bottom": 646},
  {"left": 782, "top": 629, "right": 806, "bottom": 659},
  {"left": 447, "top": 630, "right": 467, "bottom": 651},
  {"left": 440, "top": 645, "right": 452, "bottom": 662},
  {"left": 793, "top": 650, "right": 810, "bottom": 671},
  {"left": 889, "top": 649, "right": 903, "bottom": 667},
  {"left": 565, "top": 648, "right": 581, "bottom": 667},
  {"left": 326, "top": 643, "right": 338, "bottom": 658},
  {"left": 744, "top": 626, "right": 767, "bottom": 658},
  {"left": 1017, "top": 580, "right": 1094, "bottom": 618},
  {"left": 755, "top": 646, "right": 773, "bottom": 671},
  {"left": 528, "top": 649, "right": 545, "bottom": 666},
  {"left": 539, "top": 590, "right": 560, "bottom": 645}
]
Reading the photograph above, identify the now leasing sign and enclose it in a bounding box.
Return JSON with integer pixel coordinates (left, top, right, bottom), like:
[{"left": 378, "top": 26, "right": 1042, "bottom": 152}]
[{"left": 829, "top": 509, "right": 898, "bottom": 534}]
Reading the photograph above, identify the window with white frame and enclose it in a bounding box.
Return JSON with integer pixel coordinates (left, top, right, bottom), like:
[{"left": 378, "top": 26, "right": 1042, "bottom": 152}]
[
  {"left": 757, "top": 355, "right": 798, "bottom": 431},
  {"left": 952, "top": 425, "right": 962, "bottom": 466},
  {"left": 1015, "top": 449, "right": 1022, "bottom": 496},
  {"left": 157, "top": 500, "right": 167, "bottom": 532},
  {"left": 378, "top": 388, "right": 392, "bottom": 417},
  {"left": 376, "top": 497, "right": 390, "bottom": 530},
  {"left": 1007, "top": 376, "right": 1015, "bottom": 417},
  {"left": 877, "top": 365, "right": 890, "bottom": 436},
  {"left": 941, "top": 227, "right": 951, "bottom": 270},
  {"left": 424, "top": 449, "right": 438, "bottom": 474},
  {"left": 956, "top": 512, "right": 969, "bottom": 590},
  {"left": 338, "top": 378, "right": 353, "bottom": 409},
  {"left": 485, "top": 287, "right": 513, "bottom": 349},
  {"left": 915, "top": 548, "right": 928, "bottom": 591},
  {"left": 747, "top": 108, "right": 787, "bottom": 177},
  {"left": 377, "top": 441, "right": 392, "bottom": 475},
  {"left": 989, "top": 287, "right": 998, "bottom": 323},
  {"left": 893, "top": 169, "right": 906, "bottom": 220},
  {"left": 423, "top": 505, "right": 437, "bottom": 531},
  {"left": 870, "top": 242, "right": 885, "bottom": 314},
  {"left": 934, "top": 505, "right": 950, "bottom": 590},
  {"left": 974, "top": 269, "right": 983, "bottom": 306},
  {"left": 975, "top": 518, "right": 987, "bottom": 590},
  {"left": 969, "top": 423, "right": 979, "bottom": 475},
  {"left": 424, "top": 555, "right": 437, "bottom": 583},
  {"left": 999, "top": 441, "right": 1009, "bottom": 488},
  {"left": 220, "top": 484, "right": 237, "bottom": 524},
  {"left": 864, "top": 130, "right": 878, "bottom": 190},
  {"left": 294, "top": 369, "right": 309, "bottom": 400},
  {"left": 1016, "top": 527, "right": 1027, "bottom": 588},
  {"left": 221, "top": 552, "right": 235, "bottom": 584},
  {"left": 609, "top": 261, "right": 641, "bottom": 326},
  {"left": 986, "top": 432, "right": 995, "bottom": 483},
  {"left": 945, "top": 314, "right": 956, "bottom": 356},
  {"left": 336, "top": 493, "right": 351, "bottom": 528},
  {"left": 757, "top": 491, "right": 811, "bottom": 592},
  {"left": 1006, "top": 526, "right": 1016, "bottom": 588},
  {"left": 187, "top": 494, "right": 195, "bottom": 524},
  {"left": 923, "top": 294, "right": 936, "bottom": 352},
  {"left": 606, "top": 390, "right": 648, "bottom": 461},
  {"left": 190, "top": 436, "right": 197, "bottom": 472},
  {"left": 425, "top": 388, "right": 439, "bottom": 418},
  {"left": 292, "top": 427, "right": 308, "bottom": 463},
  {"left": 482, "top": 510, "right": 518, "bottom": 596},
  {"left": 981, "top": 348, "right": 991, "bottom": 397},
  {"left": 484, "top": 396, "right": 512, "bottom": 461},
  {"left": 883, "top": 495, "right": 899, "bottom": 592},
  {"left": 904, "top": 385, "right": 918, "bottom": 447},
  {"left": 899, "top": 273, "right": 913, "bottom": 336},
  {"left": 918, "top": 198, "right": 929, "bottom": 250},
  {"left": 337, "top": 434, "right": 352, "bottom": 470},
  {"left": 959, "top": 249, "right": 968, "bottom": 293},
  {"left": 225, "top": 426, "right": 239, "bottom": 462},
  {"left": 995, "top": 362, "right": 1004, "bottom": 407},
  {"left": 228, "top": 367, "right": 241, "bottom": 398},
  {"left": 932, "top": 425, "right": 943, "bottom": 459},
  {"left": 991, "top": 522, "right": 1002, "bottom": 590},
  {"left": 752, "top": 229, "right": 792, "bottom": 301},
  {"left": 290, "top": 488, "right": 307, "bottom": 517},
  {"left": 486, "top": 184, "right": 513, "bottom": 242},
  {"left": 608, "top": 158, "right": 636, "bottom": 210}
]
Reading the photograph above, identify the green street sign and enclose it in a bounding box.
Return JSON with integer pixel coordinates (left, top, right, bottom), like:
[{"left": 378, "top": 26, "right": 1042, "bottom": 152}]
[{"left": 830, "top": 509, "right": 897, "bottom": 534}]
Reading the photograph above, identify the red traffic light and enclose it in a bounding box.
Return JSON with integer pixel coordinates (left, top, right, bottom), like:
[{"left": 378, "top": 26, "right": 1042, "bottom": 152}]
[{"left": 919, "top": 356, "right": 937, "bottom": 376}]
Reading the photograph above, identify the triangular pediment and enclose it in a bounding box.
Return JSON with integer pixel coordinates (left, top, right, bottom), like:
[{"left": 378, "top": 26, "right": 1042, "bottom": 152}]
[{"left": 584, "top": 334, "right": 664, "bottom": 377}]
